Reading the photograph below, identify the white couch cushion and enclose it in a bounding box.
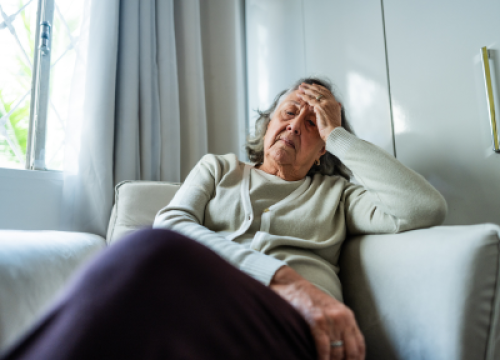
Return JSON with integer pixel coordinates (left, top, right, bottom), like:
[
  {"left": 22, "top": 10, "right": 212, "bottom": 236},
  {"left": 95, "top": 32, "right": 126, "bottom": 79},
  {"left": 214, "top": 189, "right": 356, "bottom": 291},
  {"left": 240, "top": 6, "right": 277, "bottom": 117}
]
[
  {"left": 0, "top": 230, "right": 105, "bottom": 351},
  {"left": 106, "top": 181, "right": 181, "bottom": 244},
  {"left": 340, "top": 224, "right": 500, "bottom": 360}
]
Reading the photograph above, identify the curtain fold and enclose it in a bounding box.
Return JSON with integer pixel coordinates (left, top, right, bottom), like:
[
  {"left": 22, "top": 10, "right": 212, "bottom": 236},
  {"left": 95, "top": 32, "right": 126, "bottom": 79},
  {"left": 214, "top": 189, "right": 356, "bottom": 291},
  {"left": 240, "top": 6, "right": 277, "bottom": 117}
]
[
  {"left": 62, "top": 0, "right": 208, "bottom": 237},
  {"left": 62, "top": 0, "right": 120, "bottom": 237},
  {"left": 174, "top": 0, "right": 209, "bottom": 180}
]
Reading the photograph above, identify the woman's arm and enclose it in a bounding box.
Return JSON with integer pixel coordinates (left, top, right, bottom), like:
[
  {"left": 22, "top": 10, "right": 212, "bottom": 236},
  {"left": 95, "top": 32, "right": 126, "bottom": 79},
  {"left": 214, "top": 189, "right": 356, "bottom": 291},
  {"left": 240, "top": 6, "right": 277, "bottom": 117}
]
[
  {"left": 327, "top": 127, "right": 447, "bottom": 234},
  {"left": 153, "top": 154, "right": 286, "bottom": 286},
  {"left": 298, "top": 82, "right": 447, "bottom": 235},
  {"left": 157, "top": 155, "right": 363, "bottom": 359}
]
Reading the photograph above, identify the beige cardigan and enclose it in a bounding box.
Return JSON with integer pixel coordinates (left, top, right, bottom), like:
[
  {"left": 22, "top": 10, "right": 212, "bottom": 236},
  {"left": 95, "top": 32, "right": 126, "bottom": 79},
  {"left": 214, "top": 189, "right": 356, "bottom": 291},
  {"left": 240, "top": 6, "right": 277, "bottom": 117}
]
[{"left": 153, "top": 128, "right": 447, "bottom": 300}]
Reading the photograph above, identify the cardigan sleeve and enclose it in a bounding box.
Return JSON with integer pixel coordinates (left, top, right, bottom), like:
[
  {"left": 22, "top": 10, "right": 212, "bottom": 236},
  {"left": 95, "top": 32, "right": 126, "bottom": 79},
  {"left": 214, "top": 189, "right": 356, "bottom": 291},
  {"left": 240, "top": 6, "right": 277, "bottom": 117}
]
[
  {"left": 325, "top": 127, "right": 447, "bottom": 235},
  {"left": 153, "top": 154, "right": 287, "bottom": 286}
]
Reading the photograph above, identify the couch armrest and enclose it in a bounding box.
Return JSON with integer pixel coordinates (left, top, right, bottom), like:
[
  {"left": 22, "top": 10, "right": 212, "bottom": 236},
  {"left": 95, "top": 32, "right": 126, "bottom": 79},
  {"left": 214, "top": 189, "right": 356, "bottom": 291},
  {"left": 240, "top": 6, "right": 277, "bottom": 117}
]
[
  {"left": 0, "top": 231, "right": 105, "bottom": 352},
  {"left": 107, "top": 181, "right": 181, "bottom": 245},
  {"left": 339, "top": 224, "right": 500, "bottom": 360}
]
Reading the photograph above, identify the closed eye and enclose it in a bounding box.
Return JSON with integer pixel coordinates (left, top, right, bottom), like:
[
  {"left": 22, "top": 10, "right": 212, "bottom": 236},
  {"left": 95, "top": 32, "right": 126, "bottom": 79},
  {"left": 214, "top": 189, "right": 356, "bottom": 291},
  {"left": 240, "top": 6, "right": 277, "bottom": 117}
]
[{"left": 308, "top": 120, "right": 316, "bottom": 126}]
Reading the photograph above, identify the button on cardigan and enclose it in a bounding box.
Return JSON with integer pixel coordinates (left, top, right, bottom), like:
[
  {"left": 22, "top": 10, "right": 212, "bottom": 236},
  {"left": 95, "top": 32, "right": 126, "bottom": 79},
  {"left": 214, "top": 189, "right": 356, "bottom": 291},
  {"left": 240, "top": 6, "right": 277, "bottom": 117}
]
[{"left": 153, "top": 127, "right": 447, "bottom": 300}]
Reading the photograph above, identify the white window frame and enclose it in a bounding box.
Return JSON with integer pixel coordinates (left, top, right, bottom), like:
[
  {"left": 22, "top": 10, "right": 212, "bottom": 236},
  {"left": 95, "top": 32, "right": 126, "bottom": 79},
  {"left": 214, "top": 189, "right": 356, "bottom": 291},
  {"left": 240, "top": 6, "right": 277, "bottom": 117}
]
[{"left": 25, "top": 0, "right": 55, "bottom": 170}]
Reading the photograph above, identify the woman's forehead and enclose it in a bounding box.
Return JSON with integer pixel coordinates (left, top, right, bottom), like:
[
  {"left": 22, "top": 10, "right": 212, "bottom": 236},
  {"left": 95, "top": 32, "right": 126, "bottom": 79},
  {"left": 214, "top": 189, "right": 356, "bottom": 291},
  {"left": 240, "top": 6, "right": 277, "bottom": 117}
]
[
  {"left": 280, "top": 91, "right": 304, "bottom": 108},
  {"left": 279, "top": 92, "right": 312, "bottom": 112},
  {"left": 282, "top": 100, "right": 301, "bottom": 107},
  {"left": 283, "top": 90, "right": 301, "bottom": 102}
]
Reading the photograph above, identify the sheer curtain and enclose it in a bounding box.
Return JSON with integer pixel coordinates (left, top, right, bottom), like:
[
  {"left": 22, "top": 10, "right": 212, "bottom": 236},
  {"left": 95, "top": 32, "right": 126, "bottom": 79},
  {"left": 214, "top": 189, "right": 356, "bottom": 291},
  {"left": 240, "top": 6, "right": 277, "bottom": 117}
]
[{"left": 62, "top": 0, "right": 209, "bottom": 236}]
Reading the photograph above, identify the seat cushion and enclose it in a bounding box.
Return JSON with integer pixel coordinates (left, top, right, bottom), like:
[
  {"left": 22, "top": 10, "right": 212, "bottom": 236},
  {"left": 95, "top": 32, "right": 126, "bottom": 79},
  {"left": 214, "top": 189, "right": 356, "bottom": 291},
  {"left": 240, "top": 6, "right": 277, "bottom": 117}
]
[
  {"left": 0, "top": 230, "right": 105, "bottom": 351},
  {"left": 106, "top": 181, "right": 181, "bottom": 244}
]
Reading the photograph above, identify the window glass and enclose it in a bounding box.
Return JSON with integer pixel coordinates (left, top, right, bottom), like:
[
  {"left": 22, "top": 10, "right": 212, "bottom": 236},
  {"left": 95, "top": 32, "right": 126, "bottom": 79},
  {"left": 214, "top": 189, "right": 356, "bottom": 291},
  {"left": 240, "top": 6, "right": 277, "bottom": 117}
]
[
  {"left": 0, "top": 0, "right": 37, "bottom": 169},
  {"left": 45, "top": 0, "right": 84, "bottom": 170}
]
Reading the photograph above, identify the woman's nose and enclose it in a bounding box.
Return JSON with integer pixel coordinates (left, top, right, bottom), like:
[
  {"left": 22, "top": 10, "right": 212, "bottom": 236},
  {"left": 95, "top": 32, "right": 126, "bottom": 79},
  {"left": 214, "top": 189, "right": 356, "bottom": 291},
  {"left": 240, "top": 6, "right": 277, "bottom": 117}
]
[{"left": 286, "top": 119, "right": 301, "bottom": 135}]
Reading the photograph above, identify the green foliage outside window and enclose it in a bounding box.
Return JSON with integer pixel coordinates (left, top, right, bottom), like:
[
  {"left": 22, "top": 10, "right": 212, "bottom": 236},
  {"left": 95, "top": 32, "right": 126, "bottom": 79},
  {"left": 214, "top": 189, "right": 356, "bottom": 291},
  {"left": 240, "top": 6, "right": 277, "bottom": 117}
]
[{"left": 0, "top": 0, "right": 35, "bottom": 168}]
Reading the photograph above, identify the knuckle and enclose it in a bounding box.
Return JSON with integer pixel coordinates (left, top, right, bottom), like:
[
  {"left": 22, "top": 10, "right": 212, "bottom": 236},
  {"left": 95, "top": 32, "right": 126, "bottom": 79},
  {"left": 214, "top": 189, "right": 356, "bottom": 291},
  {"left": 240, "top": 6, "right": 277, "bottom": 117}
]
[
  {"left": 339, "top": 308, "right": 355, "bottom": 323},
  {"left": 326, "top": 309, "right": 343, "bottom": 323},
  {"left": 312, "top": 312, "right": 326, "bottom": 326},
  {"left": 330, "top": 307, "right": 351, "bottom": 321}
]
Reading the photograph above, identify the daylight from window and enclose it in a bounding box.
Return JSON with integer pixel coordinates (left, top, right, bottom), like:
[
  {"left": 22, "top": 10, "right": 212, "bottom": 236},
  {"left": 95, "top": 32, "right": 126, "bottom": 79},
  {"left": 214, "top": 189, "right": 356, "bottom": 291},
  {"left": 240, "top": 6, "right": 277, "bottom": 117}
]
[
  {"left": 0, "top": 0, "right": 36, "bottom": 169},
  {"left": 0, "top": 0, "right": 84, "bottom": 170}
]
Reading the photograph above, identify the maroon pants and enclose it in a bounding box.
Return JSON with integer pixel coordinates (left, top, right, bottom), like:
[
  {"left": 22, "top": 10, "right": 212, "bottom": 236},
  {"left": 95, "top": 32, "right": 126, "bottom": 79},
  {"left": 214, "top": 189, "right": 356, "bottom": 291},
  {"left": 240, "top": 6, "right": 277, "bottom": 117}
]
[{"left": 1, "top": 228, "right": 317, "bottom": 360}]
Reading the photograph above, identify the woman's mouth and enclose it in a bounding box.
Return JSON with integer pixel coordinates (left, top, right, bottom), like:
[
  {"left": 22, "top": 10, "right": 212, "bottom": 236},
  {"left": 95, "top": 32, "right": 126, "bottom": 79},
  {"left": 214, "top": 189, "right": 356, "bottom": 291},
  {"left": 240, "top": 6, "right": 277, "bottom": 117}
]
[{"left": 278, "top": 137, "right": 295, "bottom": 149}]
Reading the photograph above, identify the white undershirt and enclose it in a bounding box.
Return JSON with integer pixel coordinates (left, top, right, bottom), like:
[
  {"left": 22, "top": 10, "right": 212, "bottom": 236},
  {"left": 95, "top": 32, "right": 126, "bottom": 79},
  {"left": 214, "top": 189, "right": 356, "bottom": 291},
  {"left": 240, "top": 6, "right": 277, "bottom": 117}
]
[{"left": 233, "top": 168, "right": 306, "bottom": 246}]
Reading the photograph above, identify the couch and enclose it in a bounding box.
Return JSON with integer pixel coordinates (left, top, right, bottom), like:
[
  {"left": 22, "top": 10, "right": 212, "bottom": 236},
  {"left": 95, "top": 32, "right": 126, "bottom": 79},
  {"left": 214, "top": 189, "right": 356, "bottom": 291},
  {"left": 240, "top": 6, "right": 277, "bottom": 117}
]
[{"left": 1, "top": 180, "right": 499, "bottom": 360}]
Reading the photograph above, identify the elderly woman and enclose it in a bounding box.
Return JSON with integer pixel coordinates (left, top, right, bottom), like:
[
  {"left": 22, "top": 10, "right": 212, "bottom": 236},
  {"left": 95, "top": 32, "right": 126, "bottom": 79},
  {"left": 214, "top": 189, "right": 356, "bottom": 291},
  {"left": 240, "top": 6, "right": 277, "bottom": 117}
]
[
  {"left": 154, "top": 76, "right": 446, "bottom": 356},
  {"left": 2, "top": 78, "right": 446, "bottom": 360}
]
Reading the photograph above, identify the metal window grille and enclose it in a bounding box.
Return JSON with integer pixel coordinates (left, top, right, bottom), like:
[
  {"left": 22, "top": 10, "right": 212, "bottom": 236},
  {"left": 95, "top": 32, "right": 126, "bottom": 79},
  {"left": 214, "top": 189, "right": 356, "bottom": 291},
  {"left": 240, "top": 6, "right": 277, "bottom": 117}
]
[{"left": 0, "top": 0, "right": 83, "bottom": 171}]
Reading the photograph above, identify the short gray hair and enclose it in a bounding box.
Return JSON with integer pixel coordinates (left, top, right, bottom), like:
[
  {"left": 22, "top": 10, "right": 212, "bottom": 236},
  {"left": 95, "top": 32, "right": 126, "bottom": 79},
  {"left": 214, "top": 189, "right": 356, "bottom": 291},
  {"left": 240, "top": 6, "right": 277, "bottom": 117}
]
[{"left": 245, "top": 77, "right": 353, "bottom": 180}]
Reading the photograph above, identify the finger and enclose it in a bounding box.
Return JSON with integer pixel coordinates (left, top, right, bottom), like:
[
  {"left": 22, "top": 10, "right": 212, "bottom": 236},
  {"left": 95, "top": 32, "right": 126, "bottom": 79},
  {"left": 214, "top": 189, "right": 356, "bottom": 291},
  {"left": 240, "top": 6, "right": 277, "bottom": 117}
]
[
  {"left": 328, "top": 336, "right": 345, "bottom": 360},
  {"left": 298, "top": 83, "right": 323, "bottom": 96},
  {"left": 305, "top": 93, "right": 324, "bottom": 103},
  {"left": 322, "top": 317, "right": 342, "bottom": 360},
  {"left": 299, "top": 86, "right": 329, "bottom": 101},
  {"left": 354, "top": 327, "right": 366, "bottom": 359},
  {"left": 299, "top": 85, "right": 335, "bottom": 104},
  {"left": 300, "top": 82, "right": 330, "bottom": 96},
  {"left": 311, "top": 101, "right": 331, "bottom": 125},
  {"left": 298, "top": 95, "right": 330, "bottom": 130},
  {"left": 313, "top": 103, "right": 328, "bottom": 126},
  {"left": 313, "top": 330, "right": 331, "bottom": 360},
  {"left": 330, "top": 343, "right": 345, "bottom": 360},
  {"left": 343, "top": 328, "right": 361, "bottom": 360},
  {"left": 346, "top": 312, "right": 365, "bottom": 358},
  {"left": 297, "top": 92, "right": 322, "bottom": 107}
]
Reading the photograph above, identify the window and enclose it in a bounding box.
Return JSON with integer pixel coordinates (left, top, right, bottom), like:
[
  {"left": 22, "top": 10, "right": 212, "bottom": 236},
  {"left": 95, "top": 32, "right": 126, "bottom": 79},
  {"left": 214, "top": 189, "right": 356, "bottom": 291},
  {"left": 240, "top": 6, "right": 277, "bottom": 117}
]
[{"left": 0, "top": 0, "right": 84, "bottom": 170}]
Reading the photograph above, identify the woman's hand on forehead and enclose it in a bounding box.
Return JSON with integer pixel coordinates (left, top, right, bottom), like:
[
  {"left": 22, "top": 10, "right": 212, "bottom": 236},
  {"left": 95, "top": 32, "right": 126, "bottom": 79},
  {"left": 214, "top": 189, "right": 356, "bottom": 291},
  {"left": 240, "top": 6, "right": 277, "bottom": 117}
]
[{"left": 297, "top": 83, "right": 342, "bottom": 142}]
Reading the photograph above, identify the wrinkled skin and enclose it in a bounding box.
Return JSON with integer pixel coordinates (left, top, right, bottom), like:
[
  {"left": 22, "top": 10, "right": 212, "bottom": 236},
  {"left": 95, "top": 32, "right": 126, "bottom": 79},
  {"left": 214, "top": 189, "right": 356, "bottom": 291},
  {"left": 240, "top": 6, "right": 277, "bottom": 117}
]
[
  {"left": 265, "top": 83, "right": 366, "bottom": 360},
  {"left": 258, "top": 82, "right": 342, "bottom": 181},
  {"left": 270, "top": 266, "right": 366, "bottom": 360}
]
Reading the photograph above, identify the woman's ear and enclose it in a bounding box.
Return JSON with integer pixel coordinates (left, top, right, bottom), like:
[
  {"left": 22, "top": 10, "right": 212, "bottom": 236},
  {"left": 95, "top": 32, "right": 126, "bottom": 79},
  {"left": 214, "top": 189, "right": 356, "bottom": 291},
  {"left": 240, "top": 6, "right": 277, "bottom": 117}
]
[{"left": 319, "top": 145, "right": 326, "bottom": 156}]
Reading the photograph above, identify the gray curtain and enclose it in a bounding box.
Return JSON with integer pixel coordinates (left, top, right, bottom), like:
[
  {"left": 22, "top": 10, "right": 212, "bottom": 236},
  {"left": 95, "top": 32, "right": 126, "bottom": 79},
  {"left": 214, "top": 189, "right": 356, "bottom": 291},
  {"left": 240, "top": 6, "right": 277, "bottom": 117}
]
[{"left": 62, "top": 0, "right": 209, "bottom": 237}]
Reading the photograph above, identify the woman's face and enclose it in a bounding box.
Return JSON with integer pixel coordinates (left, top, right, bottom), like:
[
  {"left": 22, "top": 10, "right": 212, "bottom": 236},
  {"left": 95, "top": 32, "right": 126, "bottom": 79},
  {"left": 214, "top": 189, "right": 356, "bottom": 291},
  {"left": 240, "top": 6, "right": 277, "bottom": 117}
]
[{"left": 262, "top": 89, "right": 326, "bottom": 176}]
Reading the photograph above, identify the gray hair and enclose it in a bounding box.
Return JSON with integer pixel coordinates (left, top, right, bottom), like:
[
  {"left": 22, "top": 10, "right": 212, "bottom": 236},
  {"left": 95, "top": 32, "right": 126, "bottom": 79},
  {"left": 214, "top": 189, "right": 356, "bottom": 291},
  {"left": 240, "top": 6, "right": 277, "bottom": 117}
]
[{"left": 245, "top": 77, "right": 354, "bottom": 180}]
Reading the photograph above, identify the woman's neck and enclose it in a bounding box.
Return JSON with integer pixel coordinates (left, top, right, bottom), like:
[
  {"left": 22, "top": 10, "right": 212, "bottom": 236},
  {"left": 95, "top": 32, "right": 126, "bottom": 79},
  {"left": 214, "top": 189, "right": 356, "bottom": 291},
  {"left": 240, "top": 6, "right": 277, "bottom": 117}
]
[{"left": 256, "top": 162, "right": 306, "bottom": 181}]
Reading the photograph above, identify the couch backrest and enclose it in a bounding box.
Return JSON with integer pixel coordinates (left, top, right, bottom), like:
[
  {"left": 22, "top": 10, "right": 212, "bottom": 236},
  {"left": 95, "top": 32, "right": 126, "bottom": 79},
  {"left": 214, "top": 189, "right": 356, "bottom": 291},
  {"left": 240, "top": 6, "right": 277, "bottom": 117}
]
[{"left": 106, "top": 181, "right": 181, "bottom": 245}]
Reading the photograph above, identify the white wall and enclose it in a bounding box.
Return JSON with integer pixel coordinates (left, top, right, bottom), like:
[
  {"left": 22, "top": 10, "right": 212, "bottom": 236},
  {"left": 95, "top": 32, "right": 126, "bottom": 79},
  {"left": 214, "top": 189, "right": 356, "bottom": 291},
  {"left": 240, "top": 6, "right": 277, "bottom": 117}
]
[
  {"left": 0, "top": 168, "right": 63, "bottom": 230},
  {"left": 245, "top": 0, "right": 394, "bottom": 155}
]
